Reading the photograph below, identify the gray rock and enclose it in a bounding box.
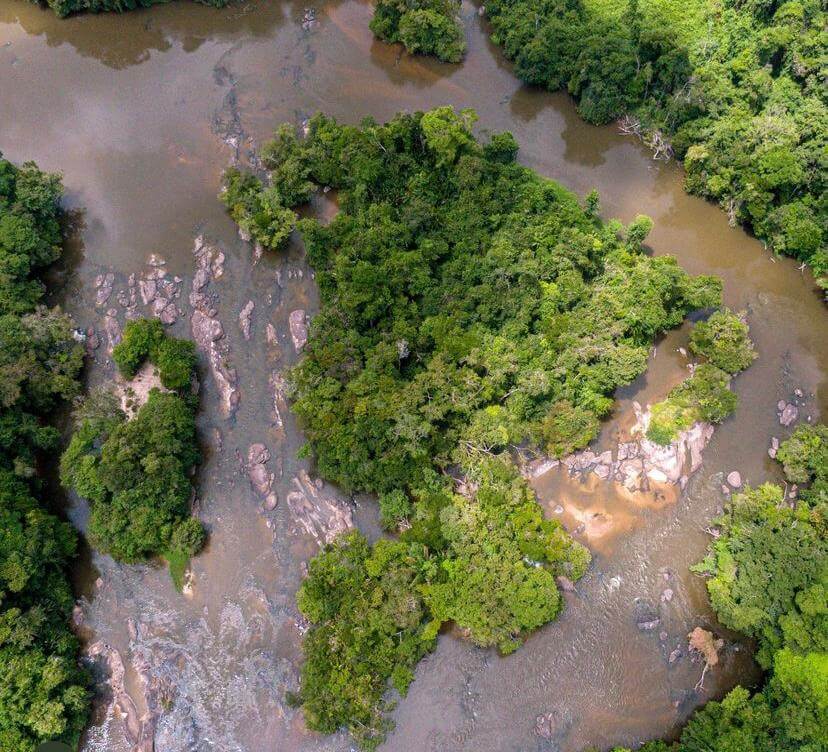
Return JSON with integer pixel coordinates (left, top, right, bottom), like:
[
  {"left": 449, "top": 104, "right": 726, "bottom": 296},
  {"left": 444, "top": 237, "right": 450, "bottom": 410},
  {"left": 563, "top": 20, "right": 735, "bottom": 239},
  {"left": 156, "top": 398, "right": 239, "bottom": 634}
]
[
  {"left": 289, "top": 309, "right": 308, "bottom": 352},
  {"left": 726, "top": 471, "right": 742, "bottom": 488},
  {"left": 779, "top": 403, "right": 798, "bottom": 426},
  {"left": 239, "top": 300, "right": 254, "bottom": 341},
  {"left": 95, "top": 272, "right": 115, "bottom": 307}
]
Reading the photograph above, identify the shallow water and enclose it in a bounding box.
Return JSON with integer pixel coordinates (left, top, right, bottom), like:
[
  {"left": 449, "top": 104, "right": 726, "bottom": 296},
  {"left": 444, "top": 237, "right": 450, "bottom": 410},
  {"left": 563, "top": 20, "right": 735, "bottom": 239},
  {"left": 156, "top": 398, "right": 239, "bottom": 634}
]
[{"left": 1, "top": 1, "right": 825, "bottom": 750}]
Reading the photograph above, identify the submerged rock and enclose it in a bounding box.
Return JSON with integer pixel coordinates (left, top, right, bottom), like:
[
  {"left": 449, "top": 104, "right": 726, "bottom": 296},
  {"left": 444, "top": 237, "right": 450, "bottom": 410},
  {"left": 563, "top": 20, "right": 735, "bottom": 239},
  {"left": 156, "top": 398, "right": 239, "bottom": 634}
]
[
  {"left": 190, "top": 237, "right": 239, "bottom": 416},
  {"left": 726, "top": 471, "right": 742, "bottom": 488},
  {"left": 95, "top": 272, "right": 115, "bottom": 307}
]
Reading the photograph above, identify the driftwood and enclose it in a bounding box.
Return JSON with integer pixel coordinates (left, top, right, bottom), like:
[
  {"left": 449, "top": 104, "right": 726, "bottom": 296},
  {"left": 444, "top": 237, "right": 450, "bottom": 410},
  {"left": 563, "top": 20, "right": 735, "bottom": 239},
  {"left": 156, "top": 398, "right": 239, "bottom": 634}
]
[{"left": 618, "top": 115, "right": 674, "bottom": 161}]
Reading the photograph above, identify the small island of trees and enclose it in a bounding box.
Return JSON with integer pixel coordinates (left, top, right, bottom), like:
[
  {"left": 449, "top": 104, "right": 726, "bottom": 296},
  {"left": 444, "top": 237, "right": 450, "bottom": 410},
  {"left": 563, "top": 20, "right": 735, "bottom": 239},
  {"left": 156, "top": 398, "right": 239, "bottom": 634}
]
[{"left": 221, "top": 107, "right": 734, "bottom": 749}]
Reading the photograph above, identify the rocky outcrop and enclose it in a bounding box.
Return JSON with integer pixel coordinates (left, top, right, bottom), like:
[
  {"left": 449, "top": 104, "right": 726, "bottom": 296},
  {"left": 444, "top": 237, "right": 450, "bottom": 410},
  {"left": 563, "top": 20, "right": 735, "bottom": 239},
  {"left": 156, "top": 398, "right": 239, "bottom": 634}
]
[
  {"left": 189, "top": 236, "right": 238, "bottom": 416},
  {"left": 778, "top": 400, "right": 798, "bottom": 427},
  {"left": 270, "top": 372, "right": 287, "bottom": 429},
  {"left": 246, "top": 443, "right": 278, "bottom": 510},
  {"left": 286, "top": 470, "right": 353, "bottom": 544},
  {"left": 103, "top": 308, "right": 122, "bottom": 353},
  {"left": 546, "top": 402, "right": 714, "bottom": 494},
  {"left": 239, "top": 300, "right": 254, "bottom": 340},
  {"left": 95, "top": 272, "right": 115, "bottom": 307},
  {"left": 288, "top": 309, "right": 308, "bottom": 352}
]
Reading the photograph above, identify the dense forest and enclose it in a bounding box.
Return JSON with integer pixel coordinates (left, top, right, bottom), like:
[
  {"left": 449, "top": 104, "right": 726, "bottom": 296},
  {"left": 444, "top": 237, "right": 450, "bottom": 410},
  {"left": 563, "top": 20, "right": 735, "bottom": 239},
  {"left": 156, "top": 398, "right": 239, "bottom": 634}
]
[
  {"left": 0, "top": 156, "right": 89, "bottom": 751},
  {"left": 30, "top": 0, "right": 226, "bottom": 17},
  {"left": 61, "top": 318, "right": 205, "bottom": 588},
  {"left": 370, "top": 0, "right": 465, "bottom": 62},
  {"left": 485, "top": 0, "right": 827, "bottom": 292},
  {"left": 613, "top": 422, "right": 827, "bottom": 752},
  {"left": 221, "top": 108, "right": 734, "bottom": 748}
]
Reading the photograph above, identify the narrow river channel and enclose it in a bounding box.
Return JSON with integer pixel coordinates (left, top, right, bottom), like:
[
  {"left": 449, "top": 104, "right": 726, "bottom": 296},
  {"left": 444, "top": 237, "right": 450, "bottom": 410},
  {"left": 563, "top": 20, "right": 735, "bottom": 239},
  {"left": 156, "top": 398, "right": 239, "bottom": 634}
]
[{"left": 1, "top": 1, "right": 825, "bottom": 750}]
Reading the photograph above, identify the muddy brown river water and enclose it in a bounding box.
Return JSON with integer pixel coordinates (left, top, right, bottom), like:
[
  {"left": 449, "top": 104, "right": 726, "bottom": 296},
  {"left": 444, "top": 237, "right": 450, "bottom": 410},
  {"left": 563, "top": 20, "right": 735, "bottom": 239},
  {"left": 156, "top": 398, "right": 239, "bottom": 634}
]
[{"left": 1, "top": 1, "right": 826, "bottom": 750}]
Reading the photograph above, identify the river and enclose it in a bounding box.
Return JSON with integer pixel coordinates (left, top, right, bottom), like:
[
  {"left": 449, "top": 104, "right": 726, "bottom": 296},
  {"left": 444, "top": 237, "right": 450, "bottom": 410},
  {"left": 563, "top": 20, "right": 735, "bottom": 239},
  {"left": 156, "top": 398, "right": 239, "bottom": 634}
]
[{"left": 1, "top": 1, "right": 825, "bottom": 750}]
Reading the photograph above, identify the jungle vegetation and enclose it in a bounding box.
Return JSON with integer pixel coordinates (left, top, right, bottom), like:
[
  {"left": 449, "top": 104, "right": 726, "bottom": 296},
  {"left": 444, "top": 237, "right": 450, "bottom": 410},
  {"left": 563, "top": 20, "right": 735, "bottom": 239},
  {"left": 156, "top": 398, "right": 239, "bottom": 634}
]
[
  {"left": 31, "top": 0, "right": 227, "bottom": 17},
  {"left": 0, "top": 155, "right": 89, "bottom": 751},
  {"left": 614, "top": 422, "right": 827, "bottom": 752},
  {"left": 61, "top": 318, "right": 205, "bottom": 587},
  {"left": 484, "top": 0, "right": 827, "bottom": 292},
  {"left": 646, "top": 309, "right": 756, "bottom": 445},
  {"left": 222, "top": 108, "right": 725, "bottom": 749},
  {"left": 370, "top": 0, "right": 466, "bottom": 62}
]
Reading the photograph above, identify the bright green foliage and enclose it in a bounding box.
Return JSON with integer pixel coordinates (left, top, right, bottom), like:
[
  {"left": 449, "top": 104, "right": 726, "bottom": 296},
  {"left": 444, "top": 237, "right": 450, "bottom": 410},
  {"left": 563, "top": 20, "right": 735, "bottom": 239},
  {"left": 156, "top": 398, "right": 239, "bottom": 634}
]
[
  {"left": 370, "top": 0, "right": 466, "bottom": 62},
  {"left": 646, "top": 363, "right": 737, "bottom": 445},
  {"left": 378, "top": 488, "right": 412, "bottom": 531},
  {"left": 693, "top": 482, "right": 826, "bottom": 668},
  {"left": 113, "top": 317, "right": 197, "bottom": 389},
  {"left": 296, "top": 533, "right": 436, "bottom": 751},
  {"left": 225, "top": 110, "right": 721, "bottom": 749},
  {"left": 690, "top": 309, "right": 757, "bottom": 374},
  {"left": 31, "top": 0, "right": 228, "bottom": 18},
  {"left": 422, "top": 457, "right": 587, "bottom": 652},
  {"left": 614, "top": 424, "right": 828, "bottom": 752},
  {"left": 646, "top": 310, "right": 755, "bottom": 445},
  {"left": 296, "top": 458, "right": 589, "bottom": 749},
  {"left": 776, "top": 423, "right": 827, "bottom": 493},
  {"left": 0, "top": 155, "right": 88, "bottom": 751},
  {"left": 64, "top": 322, "right": 204, "bottom": 572},
  {"left": 484, "top": 0, "right": 828, "bottom": 290}
]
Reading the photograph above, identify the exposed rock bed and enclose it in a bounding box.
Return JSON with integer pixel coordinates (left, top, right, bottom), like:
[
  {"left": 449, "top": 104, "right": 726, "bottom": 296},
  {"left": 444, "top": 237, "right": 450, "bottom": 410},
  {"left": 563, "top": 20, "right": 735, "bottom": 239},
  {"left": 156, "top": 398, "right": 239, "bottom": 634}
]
[
  {"left": 525, "top": 400, "right": 714, "bottom": 495},
  {"left": 286, "top": 470, "right": 353, "bottom": 544},
  {"left": 189, "top": 236, "right": 239, "bottom": 416}
]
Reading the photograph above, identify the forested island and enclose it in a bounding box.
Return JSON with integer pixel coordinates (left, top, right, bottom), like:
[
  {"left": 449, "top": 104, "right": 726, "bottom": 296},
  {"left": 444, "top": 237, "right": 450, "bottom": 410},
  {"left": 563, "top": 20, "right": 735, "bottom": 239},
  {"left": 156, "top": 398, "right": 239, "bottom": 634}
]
[
  {"left": 216, "top": 107, "right": 785, "bottom": 749},
  {"left": 61, "top": 318, "right": 205, "bottom": 589},
  {"left": 0, "top": 155, "right": 89, "bottom": 751}
]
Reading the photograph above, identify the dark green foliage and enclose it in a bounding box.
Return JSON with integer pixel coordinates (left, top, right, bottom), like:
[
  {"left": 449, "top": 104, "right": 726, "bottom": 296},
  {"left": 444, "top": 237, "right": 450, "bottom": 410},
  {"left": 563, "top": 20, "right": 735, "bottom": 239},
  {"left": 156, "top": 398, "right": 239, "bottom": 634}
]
[
  {"left": 618, "top": 424, "right": 828, "bottom": 752},
  {"left": 64, "top": 320, "right": 203, "bottom": 573},
  {"left": 226, "top": 110, "right": 723, "bottom": 749},
  {"left": 296, "top": 532, "right": 436, "bottom": 750},
  {"left": 32, "top": 0, "right": 228, "bottom": 19},
  {"left": 113, "top": 317, "right": 197, "bottom": 389},
  {"left": 484, "top": 0, "right": 828, "bottom": 291},
  {"left": 370, "top": 0, "right": 466, "bottom": 62},
  {"left": 690, "top": 309, "right": 757, "bottom": 374},
  {"left": 62, "top": 389, "right": 203, "bottom": 563},
  {"left": 0, "top": 155, "right": 88, "bottom": 751},
  {"left": 261, "top": 109, "right": 719, "bottom": 495}
]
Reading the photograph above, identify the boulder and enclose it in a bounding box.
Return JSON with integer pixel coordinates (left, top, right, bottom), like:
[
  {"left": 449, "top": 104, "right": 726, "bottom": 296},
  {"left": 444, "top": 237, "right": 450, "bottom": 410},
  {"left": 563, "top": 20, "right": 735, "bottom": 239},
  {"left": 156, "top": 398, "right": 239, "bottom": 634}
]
[
  {"left": 289, "top": 309, "right": 308, "bottom": 352},
  {"left": 726, "top": 471, "right": 742, "bottom": 488}
]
